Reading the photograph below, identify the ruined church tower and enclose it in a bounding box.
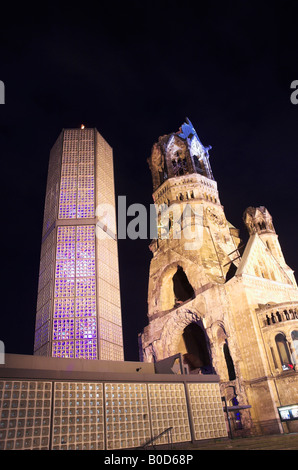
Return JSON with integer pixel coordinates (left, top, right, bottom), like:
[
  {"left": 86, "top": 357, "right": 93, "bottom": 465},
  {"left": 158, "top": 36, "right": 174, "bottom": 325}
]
[{"left": 140, "top": 119, "right": 298, "bottom": 436}]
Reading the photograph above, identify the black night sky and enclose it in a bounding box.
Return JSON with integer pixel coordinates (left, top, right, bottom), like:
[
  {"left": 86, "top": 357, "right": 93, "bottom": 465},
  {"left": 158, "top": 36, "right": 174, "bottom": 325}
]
[{"left": 1, "top": 1, "right": 298, "bottom": 362}]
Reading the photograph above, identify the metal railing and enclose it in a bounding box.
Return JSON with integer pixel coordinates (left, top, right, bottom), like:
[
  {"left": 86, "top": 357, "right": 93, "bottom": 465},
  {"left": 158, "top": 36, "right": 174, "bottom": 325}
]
[{"left": 140, "top": 427, "right": 173, "bottom": 450}]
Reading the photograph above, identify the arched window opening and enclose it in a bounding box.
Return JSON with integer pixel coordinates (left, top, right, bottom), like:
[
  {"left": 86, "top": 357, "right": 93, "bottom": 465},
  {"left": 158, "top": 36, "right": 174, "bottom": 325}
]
[
  {"left": 275, "top": 333, "right": 293, "bottom": 371},
  {"left": 173, "top": 156, "right": 187, "bottom": 176},
  {"left": 223, "top": 343, "right": 236, "bottom": 380},
  {"left": 284, "top": 310, "right": 290, "bottom": 320},
  {"left": 276, "top": 311, "right": 282, "bottom": 322},
  {"left": 172, "top": 266, "right": 195, "bottom": 306},
  {"left": 193, "top": 155, "right": 203, "bottom": 174},
  {"left": 291, "top": 330, "right": 298, "bottom": 359},
  {"left": 258, "top": 221, "right": 266, "bottom": 231},
  {"left": 182, "top": 323, "right": 212, "bottom": 373}
]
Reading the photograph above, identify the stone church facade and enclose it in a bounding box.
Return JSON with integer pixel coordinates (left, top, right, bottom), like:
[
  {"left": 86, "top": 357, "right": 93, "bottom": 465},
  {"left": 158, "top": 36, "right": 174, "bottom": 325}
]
[{"left": 139, "top": 119, "right": 298, "bottom": 436}]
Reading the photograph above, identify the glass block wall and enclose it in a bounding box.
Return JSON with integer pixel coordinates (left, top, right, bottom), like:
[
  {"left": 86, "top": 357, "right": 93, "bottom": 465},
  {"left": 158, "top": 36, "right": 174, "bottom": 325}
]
[
  {"left": 148, "top": 383, "right": 191, "bottom": 444},
  {"left": 52, "top": 382, "right": 104, "bottom": 450},
  {"left": 105, "top": 383, "right": 151, "bottom": 449},
  {"left": 34, "top": 128, "right": 123, "bottom": 360},
  {"left": 95, "top": 133, "right": 123, "bottom": 361},
  {"left": 58, "top": 129, "right": 95, "bottom": 219},
  {"left": 0, "top": 379, "right": 228, "bottom": 450},
  {"left": 187, "top": 382, "right": 227, "bottom": 440},
  {"left": 0, "top": 380, "right": 52, "bottom": 450},
  {"left": 52, "top": 225, "right": 97, "bottom": 359}
]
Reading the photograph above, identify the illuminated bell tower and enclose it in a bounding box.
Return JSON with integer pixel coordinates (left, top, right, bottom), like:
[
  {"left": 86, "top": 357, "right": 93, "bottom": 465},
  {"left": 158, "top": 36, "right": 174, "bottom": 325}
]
[
  {"left": 140, "top": 119, "right": 242, "bottom": 364},
  {"left": 34, "top": 127, "right": 124, "bottom": 361}
]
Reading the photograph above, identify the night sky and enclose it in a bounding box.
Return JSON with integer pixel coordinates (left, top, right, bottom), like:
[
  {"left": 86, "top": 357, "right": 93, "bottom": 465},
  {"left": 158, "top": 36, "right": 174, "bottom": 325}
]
[{"left": 1, "top": 1, "right": 298, "bottom": 362}]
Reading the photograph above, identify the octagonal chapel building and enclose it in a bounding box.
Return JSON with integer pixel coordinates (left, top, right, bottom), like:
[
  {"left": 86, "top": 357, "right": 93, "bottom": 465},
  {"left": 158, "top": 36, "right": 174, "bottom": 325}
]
[{"left": 139, "top": 119, "right": 298, "bottom": 436}]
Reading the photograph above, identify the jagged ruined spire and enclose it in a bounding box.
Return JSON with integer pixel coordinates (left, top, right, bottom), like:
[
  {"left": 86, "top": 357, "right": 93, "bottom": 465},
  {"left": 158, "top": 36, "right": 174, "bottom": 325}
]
[{"left": 148, "top": 119, "right": 214, "bottom": 191}]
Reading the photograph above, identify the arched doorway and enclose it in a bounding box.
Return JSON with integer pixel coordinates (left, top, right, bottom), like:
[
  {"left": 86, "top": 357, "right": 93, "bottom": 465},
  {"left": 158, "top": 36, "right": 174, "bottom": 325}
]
[{"left": 177, "top": 322, "right": 213, "bottom": 373}]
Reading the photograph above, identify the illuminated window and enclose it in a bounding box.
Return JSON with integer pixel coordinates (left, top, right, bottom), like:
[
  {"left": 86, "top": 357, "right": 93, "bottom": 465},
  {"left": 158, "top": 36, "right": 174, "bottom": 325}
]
[
  {"left": 54, "top": 298, "right": 74, "bottom": 318},
  {"left": 52, "top": 340, "right": 74, "bottom": 358},
  {"left": 52, "top": 226, "right": 97, "bottom": 359},
  {"left": 275, "top": 334, "right": 293, "bottom": 370},
  {"left": 53, "top": 319, "right": 74, "bottom": 340},
  {"left": 58, "top": 131, "right": 95, "bottom": 220},
  {"left": 291, "top": 331, "right": 298, "bottom": 359}
]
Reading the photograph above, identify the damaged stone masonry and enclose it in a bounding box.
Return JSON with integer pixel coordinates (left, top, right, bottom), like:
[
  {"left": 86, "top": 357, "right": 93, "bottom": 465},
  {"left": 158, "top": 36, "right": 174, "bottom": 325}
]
[{"left": 139, "top": 118, "right": 298, "bottom": 437}]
